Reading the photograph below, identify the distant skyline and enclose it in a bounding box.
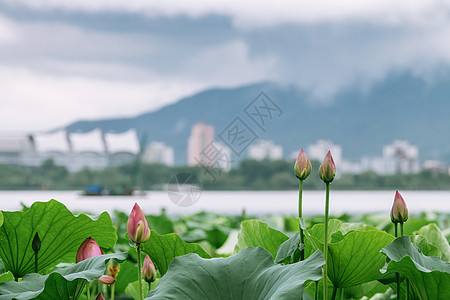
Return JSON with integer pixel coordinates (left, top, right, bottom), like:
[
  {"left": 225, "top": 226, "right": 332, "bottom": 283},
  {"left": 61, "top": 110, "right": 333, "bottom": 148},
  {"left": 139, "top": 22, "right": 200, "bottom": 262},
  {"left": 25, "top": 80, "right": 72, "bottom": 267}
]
[{"left": 1, "top": 1, "right": 450, "bottom": 131}]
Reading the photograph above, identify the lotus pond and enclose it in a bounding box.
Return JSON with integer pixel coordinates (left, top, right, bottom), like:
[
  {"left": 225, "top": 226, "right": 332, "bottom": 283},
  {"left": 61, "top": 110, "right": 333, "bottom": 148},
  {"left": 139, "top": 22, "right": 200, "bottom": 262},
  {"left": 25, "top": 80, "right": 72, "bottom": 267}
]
[
  {"left": 0, "top": 199, "right": 448, "bottom": 300},
  {"left": 0, "top": 152, "right": 449, "bottom": 300}
]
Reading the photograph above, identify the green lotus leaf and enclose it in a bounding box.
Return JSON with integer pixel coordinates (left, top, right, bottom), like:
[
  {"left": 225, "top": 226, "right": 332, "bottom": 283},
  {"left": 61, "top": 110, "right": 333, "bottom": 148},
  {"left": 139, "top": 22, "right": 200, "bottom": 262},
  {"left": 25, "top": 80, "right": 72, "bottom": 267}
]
[
  {"left": 328, "top": 230, "right": 394, "bottom": 288},
  {"left": 126, "top": 279, "right": 149, "bottom": 300},
  {"left": 234, "top": 219, "right": 288, "bottom": 259},
  {"left": 381, "top": 236, "right": 450, "bottom": 300},
  {"left": 114, "top": 260, "right": 138, "bottom": 294},
  {"left": 0, "top": 252, "right": 126, "bottom": 300},
  {"left": 0, "top": 272, "right": 14, "bottom": 284},
  {"left": 147, "top": 247, "right": 325, "bottom": 300},
  {"left": 411, "top": 235, "right": 442, "bottom": 258},
  {"left": 141, "top": 230, "right": 210, "bottom": 276},
  {"left": 416, "top": 223, "right": 450, "bottom": 262},
  {"left": 275, "top": 232, "right": 301, "bottom": 264},
  {"left": 0, "top": 200, "right": 117, "bottom": 279}
]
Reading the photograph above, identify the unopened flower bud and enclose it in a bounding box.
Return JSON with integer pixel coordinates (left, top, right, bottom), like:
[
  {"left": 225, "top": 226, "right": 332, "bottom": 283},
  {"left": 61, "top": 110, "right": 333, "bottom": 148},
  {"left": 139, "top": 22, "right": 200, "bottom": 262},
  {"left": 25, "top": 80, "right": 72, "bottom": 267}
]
[
  {"left": 142, "top": 255, "right": 157, "bottom": 283},
  {"left": 32, "top": 232, "right": 41, "bottom": 253},
  {"left": 76, "top": 237, "right": 102, "bottom": 263},
  {"left": 390, "top": 191, "right": 408, "bottom": 224},
  {"left": 319, "top": 151, "right": 336, "bottom": 183},
  {"left": 99, "top": 275, "right": 115, "bottom": 285},
  {"left": 96, "top": 293, "right": 105, "bottom": 300},
  {"left": 294, "top": 149, "right": 312, "bottom": 180},
  {"left": 127, "top": 203, "right": 150, "bottom": 244}
]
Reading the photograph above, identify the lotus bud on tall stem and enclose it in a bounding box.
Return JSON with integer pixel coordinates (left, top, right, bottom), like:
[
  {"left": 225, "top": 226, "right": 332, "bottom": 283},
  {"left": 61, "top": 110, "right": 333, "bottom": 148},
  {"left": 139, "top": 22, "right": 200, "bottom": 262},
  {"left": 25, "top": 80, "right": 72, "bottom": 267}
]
[
  {"left": 294, "top": 149, "right": 312, "bottom": 261},
  {"left": 390, "top": 191, "right": 409, "bottom": 300},
  {"left": 128, "top": 203, "right": 150, "bottom": 300},
  {"left": 319, "top": 151, "right": 335, "bottom": 300}
]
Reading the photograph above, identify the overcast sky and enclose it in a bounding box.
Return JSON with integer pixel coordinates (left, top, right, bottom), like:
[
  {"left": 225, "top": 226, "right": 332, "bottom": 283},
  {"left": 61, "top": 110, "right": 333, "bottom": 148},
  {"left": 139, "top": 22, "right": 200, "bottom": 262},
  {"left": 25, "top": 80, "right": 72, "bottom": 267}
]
[{"left": 1, "top": 0, "right": 450, "bottom": 131}]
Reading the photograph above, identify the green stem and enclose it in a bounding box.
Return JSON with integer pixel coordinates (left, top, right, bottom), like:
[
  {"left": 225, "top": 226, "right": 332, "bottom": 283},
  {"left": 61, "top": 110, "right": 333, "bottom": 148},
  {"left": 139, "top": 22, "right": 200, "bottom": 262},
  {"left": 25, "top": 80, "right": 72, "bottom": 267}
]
[
  {"left": 299, "top": 179, "right": 305, "bottom": 261},
  {"left": 87, "top": 282, "right": 91, "bottom": 300},
  {"left": 111, "top": 283, "right": 115, "bottom": 300},
  {"left": 400, "top": 222, "right": 407, "bottom": 300},
  {"left": 400, "top": 222, "right": 404, "bottom": 237},
  {"left": 34, "top": 251, "right": 38, "bottom": 273},
  {"left": 323, "top": 183, "right": 330, "bottom": 300},
  {"left": 406, "top": 279, "right": 410, "bottom": 300},
  {"left": 137, "top": 243, "right": 144, "bottom": 300},
  {"left": 315, "top": 281, "right": 318, "bottom": 300},
  {"left": 331, "top": 285, "right": 338, "bottom": 300},
  {"left": 340, "top": 288, "right": 344, "bottom": 300},
  {"left": 395, "top": 223, "right": 400, "bottom": 300}
]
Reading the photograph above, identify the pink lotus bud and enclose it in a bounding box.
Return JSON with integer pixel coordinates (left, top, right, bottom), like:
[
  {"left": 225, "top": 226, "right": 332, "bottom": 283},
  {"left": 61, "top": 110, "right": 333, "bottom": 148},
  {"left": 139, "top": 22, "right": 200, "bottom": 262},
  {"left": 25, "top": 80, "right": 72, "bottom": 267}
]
[
  {"left": 319, "top": 151, "right": 336, "bottom": 183},
  {"left": 76, "top": 238, "right": 102, "bottom": 263},
  {"left": 142, "top": 255, "right": 157, "bottom": 283},
  {"left": 98, "top": 275, "right": 115, "bottom": 285},
  {"left": 96, "top": 293, "right": 105, "bottom": 300},
  {"left": 127, "top": 203, "right": 150, "bottom": 244},
  {"left": 294, "top": 149, "right": 312, "bottom": 180},
  {"left": 390, "top": 191, "right": 408, "bottom": 224}
]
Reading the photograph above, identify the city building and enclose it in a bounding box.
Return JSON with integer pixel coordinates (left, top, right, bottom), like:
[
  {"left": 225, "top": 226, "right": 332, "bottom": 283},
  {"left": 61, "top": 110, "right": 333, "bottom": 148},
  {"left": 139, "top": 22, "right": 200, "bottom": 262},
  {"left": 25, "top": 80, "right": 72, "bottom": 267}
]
[
  {"left": 187, "top": 122, "right": 215, "bottom": 166},
  {"left": 0, "top": 133, "right": 34, "bottom": 165},
  {"left": 248, "top": 140, "right": 283, "bottom": 160},
  {"left": 104, "top": 129, "right": 140, "bottom": 166},
  {"left": 144, "top": 142, "right": 174, "bottom": 166},
  {"left": 0, "top": 129, "right": 142, "bottom": 172},
  {"left": 383, "top": 140, "right": 419, "bottom": 174}
]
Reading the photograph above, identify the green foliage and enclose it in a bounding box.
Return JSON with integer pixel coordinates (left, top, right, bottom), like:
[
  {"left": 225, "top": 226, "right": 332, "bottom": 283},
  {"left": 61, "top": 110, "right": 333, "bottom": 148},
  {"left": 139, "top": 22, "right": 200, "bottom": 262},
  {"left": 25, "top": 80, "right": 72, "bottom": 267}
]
[
  {"left": 381, "top": 236, "right": 450, "bottom": 300},
  {"left": 0, "top": 200, "right": 117, "bottom": 279},
  {"left": 141, "top": 230, "right": 210, "bottom": 276},
  {"left": 114, "top": 260, "right": 138, "bottom": 294},
  {"left": 3, "top": 158, "right": 450, "bottom": 190},
  {"left": 0, "top": 252, "right": 126, "bottom": 300},
  {"left": 415, "top": 223, "right": 450, "bottom": 262},
  {"left": 126, "top": 279, "right": 149, "bottom": 300},
  {"left": 235, "top": 219, "right": 289, "bottom": 259},
  {"left": 147, "top": 247, "right": 325, "bottom": 300},
  {"left": 327, "top": 230, "right": 394, "bottom": 288}
]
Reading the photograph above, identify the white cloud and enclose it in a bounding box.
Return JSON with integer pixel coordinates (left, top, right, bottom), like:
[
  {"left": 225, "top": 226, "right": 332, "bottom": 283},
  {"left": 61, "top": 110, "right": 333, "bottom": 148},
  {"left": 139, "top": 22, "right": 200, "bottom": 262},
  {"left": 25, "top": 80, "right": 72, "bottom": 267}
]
[{"left": 0, "top": 65, "right": 205, "bottom": 131}]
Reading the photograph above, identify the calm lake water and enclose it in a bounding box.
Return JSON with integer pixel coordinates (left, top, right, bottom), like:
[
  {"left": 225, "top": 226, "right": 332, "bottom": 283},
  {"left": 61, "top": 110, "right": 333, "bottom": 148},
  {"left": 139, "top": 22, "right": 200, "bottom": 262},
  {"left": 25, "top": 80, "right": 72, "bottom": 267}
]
[{"left": 0, "top": 190, "right": 449, "bottom": 216}]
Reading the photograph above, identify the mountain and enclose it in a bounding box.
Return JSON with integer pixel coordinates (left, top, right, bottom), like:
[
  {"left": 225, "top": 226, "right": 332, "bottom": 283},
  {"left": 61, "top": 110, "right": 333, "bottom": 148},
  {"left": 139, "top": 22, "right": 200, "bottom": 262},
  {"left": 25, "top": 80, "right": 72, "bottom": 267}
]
[{"left": 65, "top": 73, "right": 450, "bottom": 164}]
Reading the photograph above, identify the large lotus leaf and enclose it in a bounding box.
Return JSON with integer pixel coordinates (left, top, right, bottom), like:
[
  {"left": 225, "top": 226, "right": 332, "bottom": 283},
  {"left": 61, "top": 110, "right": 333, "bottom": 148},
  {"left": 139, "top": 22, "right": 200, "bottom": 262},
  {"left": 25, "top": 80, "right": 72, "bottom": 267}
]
[
  {"left": 234, "top": 219, "right": 288, "bottom": 259},
  {"left": 141, "top": 230, "right": 210, "bottom": 276},
  {"left": 411, "top": 235, "right": 442, "bottom": 258},
  {"left": 0, "top": 272, "right": 13, "bottom": 284},
  {"left": 308, "top": 219, "right": 343, "bottom": 244},
  {"left": 0, "top": 200, "right": 117, "bottom": 279},
  {"left": 381, "top": 236, "right": 450, "bottom": 300},
  {"left": 147, "top": 247, "right": 325, "bottom": 300},
  {"left": 114, "top": 260, "right": 138, "bottom": 294},
  {"left": 275, "top": 232, "right": 301, "bottom": 264},
  {"left": 0, "top": 252, "right": 126, "bottom": 300},
  {"left": 126, "top": 280, "right": 149, "bottom": 300},
  {"left": 416, "top": 223, "right": 450, "bottom": 262},
  {"left": 327, "top": 230, "right": 394, "bottom": 288}
]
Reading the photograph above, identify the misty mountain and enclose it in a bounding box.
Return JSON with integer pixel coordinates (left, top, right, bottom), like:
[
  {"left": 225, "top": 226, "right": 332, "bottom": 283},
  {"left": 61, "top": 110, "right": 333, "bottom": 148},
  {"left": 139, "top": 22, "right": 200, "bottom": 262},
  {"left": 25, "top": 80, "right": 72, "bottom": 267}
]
[{"left": 65, "top": 72, "right": 450, "bottom": 164}]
